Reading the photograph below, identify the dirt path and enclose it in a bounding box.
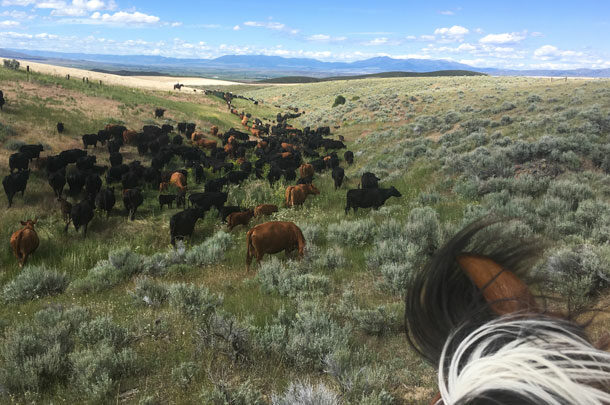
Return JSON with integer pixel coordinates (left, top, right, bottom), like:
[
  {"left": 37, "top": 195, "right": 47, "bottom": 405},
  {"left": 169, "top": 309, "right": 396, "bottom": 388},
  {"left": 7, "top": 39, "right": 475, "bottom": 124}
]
[{"left": 13, "top": 59, "right": 243, "bottom": 91}]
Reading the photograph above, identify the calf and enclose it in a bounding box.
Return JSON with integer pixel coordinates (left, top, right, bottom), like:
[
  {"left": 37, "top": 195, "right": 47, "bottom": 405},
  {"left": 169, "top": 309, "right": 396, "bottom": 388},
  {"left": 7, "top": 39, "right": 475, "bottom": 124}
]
[
  {"left": 48, "top": 169, "right": 66, "bottom": 198},
  {"left": 67, "top": 170, "right": 86, "bottom": 194},
  {"left": 3, "top": 170, "right": 29, "bottom": 207},
  {"left": 227, "top": 210, "right": 254, "bottom": 230},
  {"left": 59, "top": 149, "right": 86, "bottom": 164},
  {"left": 246, "top": 221, "right": 305, "bottom": 271},
  {"left": 67, "top": 199, "right": 95, "bottom": 236},
  {"left": 154, "top": 108, "right": 165, "bottom": 118},
  {"left": 344, "top": 151, "right": 354, "bottom": 165},
  {"left": 82, "top": 134, "right": 98, "bottom": 149},
  {"left": 345, "top": 186, "right": 402, "bottom": 214},
  {"left": 169, "top": 172, "right": 187, "bottom": 192},
  {"left": 159, "top": 194, "right": 177, "bottom": 209},
  {"left": 285, "top": 184, "right": 320, "bottom": 207},
  {"left": 299, "top": 163, "right": 314, "bottom": 179},
  {"left": 57, "top": 196, "right": 72, "bottom": 225},
  {"left": 57, "top": 122, "right": 64, "bottom": 133},
  {"left": 205, "top": 178, "right": 227, "bottom": 193},
  {"left": 123, "top": 189, "right": 144, "bottom": 221},
  {"left": 254, "top": 204, "right": 278, "bottom": 217},
  {"left": 109, "top": 152, "right": 123, "bottom": 167},
  {"left": 169, "top": 208, "right": 205, "bottom": 246},
  {"left": 19, "top": 144, "right": 44, "bottom": 160},
  {"left": 95, "top": 187, "right": 116, "bottom": 218},
  {"left": 219, "top": 205, "right": 242, "bottom": 222},
  {"left": 360, "top": 172, "right": 380, "bottom": 189},
  {"left": 10, "top": 219, "right": 39, "bottom": 266},
  {"left": 332, "top": 166, "right": 345, "bottom": 190},
  {"left": 225, "top": 170, "right": 249, "bottom": 185},
  {"left": 85, "top": 174, "right": 102, "bottom": 197}
]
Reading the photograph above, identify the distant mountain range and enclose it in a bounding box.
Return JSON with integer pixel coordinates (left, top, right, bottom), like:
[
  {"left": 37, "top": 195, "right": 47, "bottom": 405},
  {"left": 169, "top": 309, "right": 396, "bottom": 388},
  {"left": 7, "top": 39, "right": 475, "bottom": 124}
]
[{"left": 1, "top": 48, "right": 609, "bottom": 79}]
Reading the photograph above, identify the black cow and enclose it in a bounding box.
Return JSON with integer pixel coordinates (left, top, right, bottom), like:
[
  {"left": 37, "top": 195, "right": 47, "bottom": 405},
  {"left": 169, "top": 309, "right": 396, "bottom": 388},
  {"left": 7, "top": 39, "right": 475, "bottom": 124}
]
[
  {"left": 344, "top": 151, "right": 354, "bottom": 165},
  {"left": 19, "top": 144, "right": 44, "bottom": 160},
  {"left": 82, "top": 134, "right": 98, "bottom": 149},
  {"left": 67, "top": 199, "right": 94, "bottom": 236},
  {"left": 360, "top": 172, "right": 380, "bottom": 189},
  {"left": 109, "top": 152, "right": 123, "bottom": 167},
  {"left": 121, "top": 171, "right": 139, "bottom": 190},
  {"left": 154, "top": 108, "right": 165, "bottom": 118},
  {"left": 177, "top": 122, "right": 187, "bottom": 134},
  {"left": 85, "top": 174, "right": 102, "bottom": 197},
  {"left": 225, "top": 170, "right": 249, "bottom": 184},
  {"left": 106, "top": 164, "right": 129, "bottom": 184},
  {"left": 172, "top": 135, "right": 183, "bottom": 145},
  {"left": 95, "top": 187, "right": 116, "bottom": 218},
  {"left": 0, "top": 90, "right": 4, "bottom": 110},
  {"left": 107, "top": 140, "right": 121, "bottom": 154},
  {"left": 332, "top": 166, "right": 345, "bottom": 190},
  {"left": 204, "top": 178, "right": 227, "bottom": 193},
  {"left": 9, "top": 152, "right": 29, "bottom": 173},
  {"left": 123, "top": 189, "right": 143, "bottom": 221},
  {"left": 46, "top": 155, "right": 67, "bottom": 173},
  {"left": 161, "top": 124, "right": 173, "bottom": 134},
  {"left": 48, "top": 169, "right": 66, "bottom": 198},
  {"left": 59, "top": 149, "right": 86, "bottom": 164},
  {"left": 188, "top": 191, "right": 227, "bottom": 212},
  {"left": 193, "top": 164, "right": 204, "bottom": 184},
  {"left": 57, "top": 122, "right": 64, "bottom": 133},
  {"left": 97, "top": 129, "right": 110, "bottom": 145},
  {"left": 345, "top": 187, "right": 402, "bottom": 214},
  {"left": 76, "top": 155, "right": 96, "bottom": 172},
  {"left": 159, "top": 194, "right": 176, "bottom": 209},
  {"left": 169, "top": 208, "right": 205, "bottom": 246},
  {"left": 67, "top": 170, "right": 86, "bottom": 194},
  {"left": 219, "top": 205, "right": 242, "bottom": 222},
  {"left": 3, "top": 170, "right": 29, "bottom": 207}
]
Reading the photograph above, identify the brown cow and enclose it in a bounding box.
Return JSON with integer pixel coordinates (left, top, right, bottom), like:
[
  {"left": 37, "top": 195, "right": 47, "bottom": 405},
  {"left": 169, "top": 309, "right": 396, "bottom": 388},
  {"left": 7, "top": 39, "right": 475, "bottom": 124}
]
[
  {"left": 227, "top": 210, "right": 254, "bottom": 230},
  {"left": 281, "top": 142, "right": 295, "bottom": 151},
  {"left": 299, "top": 164, "right": 314, "bottom": 179},
  {"left": 257, "top": 141, "right": 268, "bottom": 149},
  {"left": 196, "top": 138, "right": 217, "bottom": 149},
  {"left": 224, "top": 143, "right": 234, "bottom": 156},
  {"left": 280, "top": 152, "right": 292, "bottom": 159},
  {"left": 254, "top": 204, "right": 278, "bottom": 217},
  {"left": 250, "top": 127, "right": 261, "bottom": 137},
  {"left": 246, "top": 221, "right": 306, "bottom": 271},
  {"left": 191, "top": 131, "right": 205, "bottom": 142},
  {"left": 10, "top": 219, "right": 39, "bottom": 267},
  {"left": 285, "top": 184, "right": 320, "bottom": 207},
  {"left": 211, "top": 125, "right": 219, "bottom": 137},
  {"left": 169, "top": 172, "right": 187, "bottom": 192},
  {"left": 241, "top": 116, "right": 249, "bottom": 126},
  {"left": 227, "top": 135, "right": 236, "bottom": 145},
  {"left": 123, "top": 130, "right": 137, "bottom": 145}
]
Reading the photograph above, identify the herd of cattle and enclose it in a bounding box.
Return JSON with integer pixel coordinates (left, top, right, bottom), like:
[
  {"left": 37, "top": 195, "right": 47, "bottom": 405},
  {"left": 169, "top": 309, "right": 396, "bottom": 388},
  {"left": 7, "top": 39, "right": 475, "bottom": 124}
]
[{"left": 3, "top": 91, "right": 402, "bottom": 269}]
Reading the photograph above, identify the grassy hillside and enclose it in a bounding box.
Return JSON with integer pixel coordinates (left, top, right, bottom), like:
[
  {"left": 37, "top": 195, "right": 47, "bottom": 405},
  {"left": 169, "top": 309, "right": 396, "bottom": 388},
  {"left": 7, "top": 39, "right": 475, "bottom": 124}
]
[
  {"left": 1, "top": 66, "right": 609, "bottom": 404},
  {"left": 258, "top": 70, "right": 486, "bottom": 83}
]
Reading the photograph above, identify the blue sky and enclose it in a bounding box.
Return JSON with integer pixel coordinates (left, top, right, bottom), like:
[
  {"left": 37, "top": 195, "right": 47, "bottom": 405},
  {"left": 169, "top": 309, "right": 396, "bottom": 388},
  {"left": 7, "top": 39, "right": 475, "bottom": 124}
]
[{"left": 0, "top": 0, "right": 609, "bottom": 69}]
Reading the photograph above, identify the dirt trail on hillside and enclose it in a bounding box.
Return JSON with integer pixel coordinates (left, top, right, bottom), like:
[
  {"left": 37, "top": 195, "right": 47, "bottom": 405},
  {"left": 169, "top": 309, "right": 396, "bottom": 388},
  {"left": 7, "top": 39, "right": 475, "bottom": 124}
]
[{"left": 13, "top": 59, "right": 243, "bottom": 91}]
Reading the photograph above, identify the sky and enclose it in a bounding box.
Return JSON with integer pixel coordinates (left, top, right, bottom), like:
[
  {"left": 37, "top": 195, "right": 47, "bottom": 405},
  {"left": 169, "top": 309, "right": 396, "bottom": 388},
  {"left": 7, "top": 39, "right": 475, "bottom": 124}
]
[{"left": 0, "top": 0, "right": 609, "bottom": 70}]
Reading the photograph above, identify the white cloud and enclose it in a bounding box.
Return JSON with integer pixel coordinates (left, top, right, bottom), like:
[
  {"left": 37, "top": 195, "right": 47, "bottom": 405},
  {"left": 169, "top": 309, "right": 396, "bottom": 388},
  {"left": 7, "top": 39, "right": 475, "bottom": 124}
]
[
  {"left": 306, "top": 33, "right": 347, "bottom": 42},
  {"left": 90, "top": 10, "right": 160, "bottom": 24},
  {"left": 170, "top": 22, "right": 181, "bottom": 27},
  {"left": 233, "top": 24, "right": 240, "bottom": 30},
  {"left": 457, "top": 43, "right": 476, "bottom": 52},
  {"left": 420, "top": 34, "right": 435, "bottom": 41},
  {"left": 533, "top": 45, "right": 584, "bottom": 61},
  {"left": 362, "top": 37, "right": 388, "bottom": 46},
  {"left": 1, "top": 10, "right": 35, "bottom": 19},
  {"left": 530, "top": 31, "right": 543, "bottom": 37},
  {"left": 34, "top": 0, "right": 115, "bottom": 17},
  {"left": 439, "top": 10, "right": 454, "bottom": 15},
  {"left": 0, "top": 20, "right": 19, "bottom": 26},
  {"left": 406, "top": 35, "right": 416, "bottom": 40},
  {"left": 434, "top": 25, "right": 469, "bottom": 36},
  {"left": 244, "top": 21, "right": 284, "bottom": 30},
  {"left": 474, "top": 28, "right": 484, "bottom": 34},
  {"left": 1, "top": 0, "right": 35, "bottom": 5},
  {"left": 479, "top": 32, "right": 526, "bottom": 44},
  {"left": 35, "top": 32, "right": 58, "bottom": 38}
]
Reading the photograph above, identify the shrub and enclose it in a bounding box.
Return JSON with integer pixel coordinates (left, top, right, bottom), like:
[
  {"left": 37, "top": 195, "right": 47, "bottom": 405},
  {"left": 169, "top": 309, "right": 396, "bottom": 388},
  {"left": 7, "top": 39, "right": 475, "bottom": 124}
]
[
  {"left": 0, "top": 306, "right": 89, "bottom": 393},
  {"left": 272, "top": 381, "right": 340, "bottom": 405},
  {"left": 258, "top": 258, "right": 331, "bottom": 297},
  {"left": 378, "top": 262, "right": 411, "bottom": 296},
  {"left": 332, "top": 95, "right": 346, "bottom": 107},
  {"left": 195, "top": 312, "right": 251, "bottom": 363},
  {"left": 327, "top": 218, "right": 376, "bottom": 246},
  {"left": 3, "top": 139, "right": 25, "bottom": 150},
  {"left": 168, "top": 282, "right": 222, "bottom": 319},
  {"left": 543, "top": 245, "right": 610, "bottom": 312},
  {"left": 2, "top": 265, "right": 69, "bottom": 302},
  {"left": 547, "top": 179, "right": 594, "bottom": 210},
  {"left": 184, "top": 231, "right": 232, "bottom": 266},
  {"left": 200, "top": 379, "right": 266, "bottom": 405},
  {"left": 77, "top": 316, "right": 129, "bottom": 348},
  {"left": 405, "top": 207, "right": 441, "bottom": 254},
  {"left": 297, "top": 222, "right": 323, "bottom": 245},
  {"left": 171, "top": 362, "right": 199, "bottom": 389},
  {"left": 313, "top": 245, "right": 346, "bottom": 270},
  {"left": 130, "top": 277, "right": 169, "bottom": 307},
  {"left": 3, "top": 58, "right": 20, "bottom": 70},
  {"left": 69, "top": 343, "right": 138, "bottom": 402}
]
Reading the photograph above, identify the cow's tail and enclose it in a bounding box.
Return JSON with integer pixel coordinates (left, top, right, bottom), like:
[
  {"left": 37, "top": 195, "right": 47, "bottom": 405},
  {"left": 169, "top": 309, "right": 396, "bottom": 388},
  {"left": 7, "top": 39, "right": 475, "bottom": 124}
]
[
  {"left": 295, "top": 226, "right": 306, "bottom": 258},
  {"left": 245, "top": 229, "right": 255, "bottom": 272},
  {"left": 12, "top": 230, "right": 24, "bottom": 261}
]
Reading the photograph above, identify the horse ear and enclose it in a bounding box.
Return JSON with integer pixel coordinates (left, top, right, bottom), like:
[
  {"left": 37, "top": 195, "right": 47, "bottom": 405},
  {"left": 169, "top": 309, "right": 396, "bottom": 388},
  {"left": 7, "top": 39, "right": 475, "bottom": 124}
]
[{"left": 457, "top": 254, "right": 538, "bottom": 315}]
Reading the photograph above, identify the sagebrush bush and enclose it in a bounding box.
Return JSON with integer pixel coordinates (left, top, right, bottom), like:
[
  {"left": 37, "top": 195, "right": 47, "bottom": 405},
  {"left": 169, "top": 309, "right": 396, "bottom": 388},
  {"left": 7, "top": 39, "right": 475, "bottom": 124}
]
[
  {"left": 77, "top": 316, "right": 129, "bottom": 348},
  {"left": 195, "top": 312, "right": 251, "bottom": 363},
  {"left": 200, "top": 379, "right": 266, "bottom": 405},
  {"left": 272, "top": 380, "right": 340, "bottom": 405},
  {"left": 2, "top": 265, "right": 69, "bottom": 302},
  {"left": 327, "top": 218, "right": 376, "bottom": 246},
  {"left": 168, "top": 282, "right": 222, "bottom": 319},
  {"left": 130, "top": 277, "right": 169, "bottom": 307},
  {"left": 405, "top": 206, "right": 441, "bottom": 254},
  {"left": 297, "top": 222, "right": 323, "bottom": 245},
  {"left": 257, "top": 257, "right": 331, "bottom": 297},
  {"left": 171, "top": 362, "right": 199, "bottom": 389},
  {"left": 0, "top": 306, "right": 88, "bottom": 393},
  {"left": 185, "top": 231, "right": 232, "bottom": 266},
  {"left": 69, "top": 343, "right": 137, "bottom": 402},
  {"left": 547, "top": 179, "right": 594, "bottom": 210}
]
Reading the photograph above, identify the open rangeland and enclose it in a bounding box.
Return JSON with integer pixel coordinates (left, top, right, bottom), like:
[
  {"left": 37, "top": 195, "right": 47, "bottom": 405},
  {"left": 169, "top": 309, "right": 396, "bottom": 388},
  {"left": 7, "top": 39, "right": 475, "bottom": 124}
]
[{"left": 0, "top": 64, "right": 609, "bottom": 404}]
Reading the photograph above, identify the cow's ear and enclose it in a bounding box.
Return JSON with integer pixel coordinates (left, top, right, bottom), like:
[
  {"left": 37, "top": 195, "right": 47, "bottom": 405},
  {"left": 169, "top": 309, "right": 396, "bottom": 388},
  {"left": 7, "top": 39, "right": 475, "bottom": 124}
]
[
  {"left": 456, "top": 254, "right": 537, "bottom": 315},
  {"left": 20, "top": 221, "right": 26, "bottom": 225}
]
